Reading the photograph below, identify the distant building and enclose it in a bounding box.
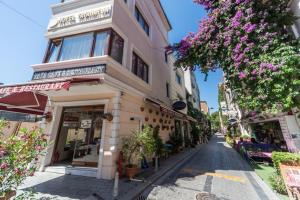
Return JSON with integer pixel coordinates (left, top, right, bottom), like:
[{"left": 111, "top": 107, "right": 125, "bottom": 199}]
[
  {"left": 200, "top": 101, "right": 209, "bottom": 115},
  {"left": 184, "top": 69, "right": 201, "bottom": 110}
]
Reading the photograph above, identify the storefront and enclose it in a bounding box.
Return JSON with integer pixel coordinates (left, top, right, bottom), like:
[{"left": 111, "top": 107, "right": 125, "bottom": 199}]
[
  {"left": 52, "top": 106, "right": 104, "bottom": 168},
  {"left": 247, "top": 114, "right": 300, "bottom": 153},
  {"left": 249, "top": 120, "right": 288, "bottom": 151}
]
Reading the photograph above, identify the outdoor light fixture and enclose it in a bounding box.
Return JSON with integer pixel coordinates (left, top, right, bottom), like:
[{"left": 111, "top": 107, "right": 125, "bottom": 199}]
[{"left": 103, "top": 113, "right": 113, "bottom": 121}]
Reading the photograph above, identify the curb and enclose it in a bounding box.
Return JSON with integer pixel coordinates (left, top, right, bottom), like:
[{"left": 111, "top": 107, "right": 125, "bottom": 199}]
[{"left": 120, "top": 145, "right": 202, "bottom": 200}]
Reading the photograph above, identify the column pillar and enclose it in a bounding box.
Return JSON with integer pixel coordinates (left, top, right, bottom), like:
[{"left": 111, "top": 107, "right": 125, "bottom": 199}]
[{"left": 98, "top": 92, "right": 121, "bottom": 179}]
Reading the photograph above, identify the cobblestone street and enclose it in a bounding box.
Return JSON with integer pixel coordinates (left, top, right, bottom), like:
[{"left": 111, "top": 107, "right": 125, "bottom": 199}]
[{"left": 144, "top": 134, "right": 279, "bottom": 200}]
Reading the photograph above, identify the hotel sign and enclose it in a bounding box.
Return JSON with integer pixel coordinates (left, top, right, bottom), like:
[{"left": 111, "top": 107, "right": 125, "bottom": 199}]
[
  {"left": 32, "top": 65, "right": 106, "bottom": 80},
  {"left": 49, "top": 5, "right": 112, "bottom": 30}
]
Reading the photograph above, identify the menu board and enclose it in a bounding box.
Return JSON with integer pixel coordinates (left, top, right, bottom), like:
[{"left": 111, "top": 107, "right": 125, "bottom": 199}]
[{"left": 280, "top": 164, "right": 300, "bottom": 199}]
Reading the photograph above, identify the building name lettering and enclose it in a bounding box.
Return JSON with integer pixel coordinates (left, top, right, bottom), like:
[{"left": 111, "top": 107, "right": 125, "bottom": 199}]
[
  {"left": 32, "top": 65, "right": 106, "bottom": 80},
  {"left": 50, "top": 6, "right": 112, "bottom": 30}
]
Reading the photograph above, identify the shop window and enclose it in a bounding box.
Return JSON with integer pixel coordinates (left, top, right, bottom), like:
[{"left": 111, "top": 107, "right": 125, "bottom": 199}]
[
  {"left": 59, "top": 33, "right": 93, "bottom": 61},
  {"left": 135, "top": 6, "right": 150, "bottom": 36},
  {"left": 132, "top": 52, "right": 149, "bottom": 83}
]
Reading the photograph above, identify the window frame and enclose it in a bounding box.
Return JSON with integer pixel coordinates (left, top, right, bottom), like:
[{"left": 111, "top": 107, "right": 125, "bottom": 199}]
[
  {"left": 166, "top": 82, "right": 170, "bottom": 98},
  {"left": 134, "top": 6, "right": 150, "bottom": 36},
  {"left": 131, "top": 52, "right": 149, "bottom": 83},
  {"left": 43, "top": 28, "right": 124, "bottom": 64}
]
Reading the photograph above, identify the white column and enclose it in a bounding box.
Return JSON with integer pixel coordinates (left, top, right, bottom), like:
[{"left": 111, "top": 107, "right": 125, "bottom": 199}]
[{"left": 97, "top": 92, "right": 121, "bottom": 179}]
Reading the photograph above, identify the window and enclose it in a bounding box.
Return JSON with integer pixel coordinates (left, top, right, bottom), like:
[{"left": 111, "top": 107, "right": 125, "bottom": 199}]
[
  {"left": 132, "top": 53, "right": 149, "bottom": 83},
  {"left": 47, "top": 39, "right": 61, "bottom": 63},
  {"left": 45, "top": 29, "right": 124, "bottom": 64},
  {"left": 176, "top": 73, "right": 182, "bottom": 85},
  {"left": 109, "top": 31, "right": 124, "bottom": 64},
  {"left": 166, "top": 82, "right": 170, "bottom": 98},
  {"left": 93, "top": 31, "right": 110, "bottom": 57},
  {"left": 135, "top": 7, "right": 149, "bottom": 36},
  {"left": 59, "top": 33, "right": 93, "bottom": 61},
  {"left": 164, "top": 52, "right": 168, "bottom": 63}
]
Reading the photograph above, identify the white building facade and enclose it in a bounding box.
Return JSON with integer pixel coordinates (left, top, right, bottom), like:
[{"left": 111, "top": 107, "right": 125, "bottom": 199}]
[{"left": 0, "top": 0, "right": 201, "bottom": 179}]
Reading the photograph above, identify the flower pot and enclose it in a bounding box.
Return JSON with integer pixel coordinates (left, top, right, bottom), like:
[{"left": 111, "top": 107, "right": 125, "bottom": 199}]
[
  {"left": 125, "top": 165, "right": 139, "bottom": 179},
  {"left": 0, "top": 191, "right": 16, "bottom": 200}
]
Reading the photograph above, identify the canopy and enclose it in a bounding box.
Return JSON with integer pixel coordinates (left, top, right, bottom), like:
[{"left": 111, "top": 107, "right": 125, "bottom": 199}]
[{"left": 0, "top": 78, "right": 101, "bottom": 115}]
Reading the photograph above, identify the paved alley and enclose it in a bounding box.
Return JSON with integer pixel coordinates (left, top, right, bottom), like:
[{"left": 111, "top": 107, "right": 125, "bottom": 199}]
[{"left": 144, "top": 134, "right": 279, "bottom": 200}]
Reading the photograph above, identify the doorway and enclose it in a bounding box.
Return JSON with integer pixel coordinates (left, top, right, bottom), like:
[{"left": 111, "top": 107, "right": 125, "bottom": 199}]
[{"left": 52, "top": 106, "right": 104, "bottom": 168}]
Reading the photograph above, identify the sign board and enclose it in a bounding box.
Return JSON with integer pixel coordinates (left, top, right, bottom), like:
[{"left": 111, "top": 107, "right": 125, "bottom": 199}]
[
  {"left": 172, "top": 101, "right": 187, "bottom": 111},
  {"left": 81, "top": 119, "right": 92, "bottom": 129},
  {"left": 49, "top": 5, "right": 112, "bottom": 30},
  {"left": 63, "top": 116, "right": 79, "bottom": 128},
  {"left": 0, "top": 81, "right": 69, "bottom": 95},
  {"left": 32, "top": 65, "right": 106, "bottom": 81},
  {"left": 280, "top": 164, "right": 300, "bottom": 199}
]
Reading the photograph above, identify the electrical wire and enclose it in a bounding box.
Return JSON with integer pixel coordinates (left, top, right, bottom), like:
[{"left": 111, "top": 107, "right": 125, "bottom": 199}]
[{"left": 0, "top": 0, "right": 44, "bottom": 29}]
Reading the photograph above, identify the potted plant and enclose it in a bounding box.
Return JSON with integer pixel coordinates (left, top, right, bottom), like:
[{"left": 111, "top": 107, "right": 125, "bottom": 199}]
[
  {"left": 152, "top": 126, "right": 164, "bottom": 167},
  {"left": 122, "top": 126, "right": 159, "bottom": 179},
  {"left": 0, "top": 120, "right": 47, "bottom": 199},
  {"left": 121, "top": 133, "right": 141, "bottom": 179}
]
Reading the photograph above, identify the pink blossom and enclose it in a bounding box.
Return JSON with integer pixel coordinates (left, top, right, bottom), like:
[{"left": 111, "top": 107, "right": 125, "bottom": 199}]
[
  {"left": 239, "top": 72, "right": 247, "bottom": 79},
  {"left": 35, "top": 145, "right": 43, "bottom": 151},
  {"left": 1, "top": 163, "right": 9, "bottom": 170}
]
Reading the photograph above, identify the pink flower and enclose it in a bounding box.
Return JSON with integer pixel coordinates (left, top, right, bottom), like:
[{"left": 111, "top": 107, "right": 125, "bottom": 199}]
[
  {"left": 0, "top": 148, "right": 6, "bottom": 157},
  {"left": 1, "top": 163, "right": 9, "bottom": 170},
  {"left": 35, "top": 145, "right": 43, "bottom": 151},
  {"left": 239, "top": 72, "right": 247, "bottom": 79}
]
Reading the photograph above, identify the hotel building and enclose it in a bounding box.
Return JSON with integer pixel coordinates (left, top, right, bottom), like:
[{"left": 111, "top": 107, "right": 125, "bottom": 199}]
[{"left": 0, "top": 0, "right": 198, "bottom": 179}]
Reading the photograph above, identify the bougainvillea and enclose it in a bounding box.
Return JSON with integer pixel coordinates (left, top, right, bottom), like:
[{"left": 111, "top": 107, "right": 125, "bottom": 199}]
[{"left": 168, "top": 0, "right": 300, "bottom": 113}]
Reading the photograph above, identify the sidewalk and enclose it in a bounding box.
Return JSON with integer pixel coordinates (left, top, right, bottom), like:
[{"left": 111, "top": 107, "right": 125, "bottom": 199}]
[{"left": 18, "top": 146, "right": 200, "bottom": 200}]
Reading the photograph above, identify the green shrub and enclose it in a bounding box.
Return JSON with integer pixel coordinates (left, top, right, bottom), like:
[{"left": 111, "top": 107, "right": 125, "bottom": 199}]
[
  {"left": 270, "top": 152, "right": 300, "bottom": 195},
  {"left": 240, "top": 135, "right": 250, "bottom": 140},
  {"left": 272, "top": 152, "right": 300, "bottom": 173},
  {"left": 225, "top": 135, "right": 234, "bottom": 146},
  {"left": 168, "top": 132, "right": 183, "bottom": 150},
  {"left": 269, "top": 173, "right": 287, "bottom": 195}
]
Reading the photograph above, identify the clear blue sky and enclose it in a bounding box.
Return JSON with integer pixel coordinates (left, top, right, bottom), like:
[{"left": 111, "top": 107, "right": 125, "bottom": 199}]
[{"left": 0, "top": 0, "right": 222, "bottom": 112}]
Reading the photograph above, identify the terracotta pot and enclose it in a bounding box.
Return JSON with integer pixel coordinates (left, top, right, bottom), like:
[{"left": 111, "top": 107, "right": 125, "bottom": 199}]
[
  {"left": 126, "top": 165, "right": 139, "bottom": 179},
  {"left": 0, "top": 191, "right": 16, "bottom": 200}
]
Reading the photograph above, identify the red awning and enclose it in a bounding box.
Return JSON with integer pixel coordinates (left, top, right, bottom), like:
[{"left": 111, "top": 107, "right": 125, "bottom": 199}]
[
  {"left": 0, "top": 77, "right": 101, "bottom": 115},
  {"left": 0, "top": 92, "right": 48, "bottom": 115}
]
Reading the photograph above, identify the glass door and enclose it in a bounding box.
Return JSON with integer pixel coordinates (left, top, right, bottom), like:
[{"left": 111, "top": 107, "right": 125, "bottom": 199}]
[{"left": 54, "top": 106, "right": 104, "bottom": 167}]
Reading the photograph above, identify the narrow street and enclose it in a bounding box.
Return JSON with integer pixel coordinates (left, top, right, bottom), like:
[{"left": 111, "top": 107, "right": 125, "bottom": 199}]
[{"left": 143, "top": 134, "right": 278, "bottom": 200}]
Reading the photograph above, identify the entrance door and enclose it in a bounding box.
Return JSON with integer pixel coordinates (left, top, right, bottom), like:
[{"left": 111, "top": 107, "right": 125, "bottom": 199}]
[{"left": 53, "top": 106, "right": 104, "bottom": 167}]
